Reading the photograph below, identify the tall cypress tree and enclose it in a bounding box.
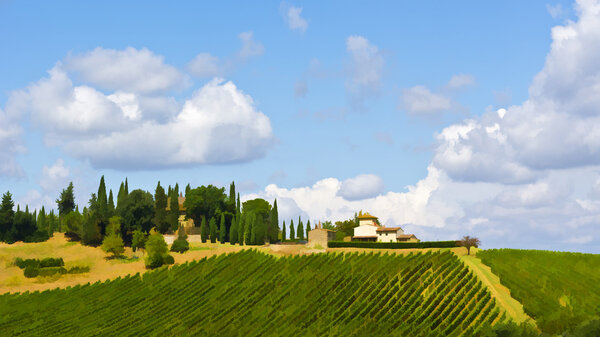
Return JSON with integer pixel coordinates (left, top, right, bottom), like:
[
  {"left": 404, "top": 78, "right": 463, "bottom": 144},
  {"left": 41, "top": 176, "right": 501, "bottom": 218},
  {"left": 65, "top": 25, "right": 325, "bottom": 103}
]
[
  {"left": 229, "top": 181, "right": 236, "bottom": 210},
  {"left": 154, "top": 181, "right": 169, "bottom": 233},
  {"left": 200, "top": 216, "right": 208, "bottom": 243},
  {"left": 238, "top": 212, "right": 245, "bottom": 246},
  {"left": 219, "top": 213, "right": 227, "bottom": 243},
  {"left": 290, "top": 219, "right": 295, "bottom": 240},
  {"left": 185, "top": 184, "right": 191, "bottom": 197},
  {"left": 168, "top": 189, "right": 180, "bottom": 231},
  {"left": 108, "top": 190, "right": 115, "bottom": 213},
  {"left": 117, "top": 182, "right": 125, "bottom": 210},
  {"left": 297, "top": 217, "right": 304, "bottom": 241},
  {"left": 96, "top": 176, "right": 109, "bottom": 236},
  {"left": 209, "top": 217, "right": 217, "bottom": 243},
  {"left": 269, "top": 199, "right": 279, "bottom": 243},
  {"left": 306, "top": 220, "right": 311, "bottom": 239},
  {"left": 236, "top": 193, "right": 241, "bottom": 214},
  {"left": 37, "top": 206, "right": 46, "bottom": 232},
  {"left": 97, "top": 176, "right": 107, "bottom": 209},
  {"left": 244, "top": 213, "right": 252, "bottom": 245},
  {"left": 250, "top": 213, "right": 257, "bottom": 245},
  {"left": 282, "top": 220, "right": 286, "bottom": 241},
  {"left": 124, "top": 178, "right": 129, "bottom": 195},
  {"left": 229, "top": 214, "right": 238, "bottom": 245}
]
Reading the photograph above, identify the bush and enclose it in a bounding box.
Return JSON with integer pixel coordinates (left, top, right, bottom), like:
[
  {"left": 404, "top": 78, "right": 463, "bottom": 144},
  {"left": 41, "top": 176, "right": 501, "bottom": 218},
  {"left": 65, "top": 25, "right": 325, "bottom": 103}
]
[
  {"left": 67, "top": 266, "right": 90, "bottom": 274},
  {"left": 38, "top": 267, "right": 67, "bottom": 277},
  {"left": 145, "top": 229, "right": 172, "bottom": 269},
  {"left": 23, "top": 265, "right": 39, "bottom": 278},
  {"left": 14, "top": 258, "right": 40, "bottom": 269},
  {"left": 327, "top": 240, "right": 459, "bottom": 249},
  {"left": 163, "top": 255, "right": 175, "bottom": 265},
  {"left": 170, "top": 239, "right": 189, "bottom": 253},
  {"left": 40, "top": 257, "right": 64, "bottom": 268}
]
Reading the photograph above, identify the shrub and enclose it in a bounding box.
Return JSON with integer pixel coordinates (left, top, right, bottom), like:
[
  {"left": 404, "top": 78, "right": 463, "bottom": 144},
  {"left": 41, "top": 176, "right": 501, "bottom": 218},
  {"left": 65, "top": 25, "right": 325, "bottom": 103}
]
[
  {"left": 14, "top": 258, "right": 40, "bottom": 269},
  {"left": 163, "top": 255, "right": 175, "bottom": 265},
  {"left": 40, "top": 257, "right": 64, "bottom": 268},
  {"left": 145, "top": 229, "right": 173, "bottom": 269},
  {"left": 23, "top": 265, "right": 39, "bottom": 278},
  {"left": 327, "top": 241, "right": 459, "bottom": 249},
  {"left": 67, "top": 266, "right": 90, "bottom": 274},
  {"left": 38, "top": 267, "right": 67, "bottom": 277},
  {"left": 170, "top": 239, "right": 189, "bottom": 253}
]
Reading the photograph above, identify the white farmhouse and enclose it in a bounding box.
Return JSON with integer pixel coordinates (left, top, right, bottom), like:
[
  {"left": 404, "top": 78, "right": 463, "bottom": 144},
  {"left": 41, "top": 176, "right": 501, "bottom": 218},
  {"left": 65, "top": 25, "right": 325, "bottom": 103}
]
[{"left": 351, "top": 211, "right": 419, "bottom": 243}]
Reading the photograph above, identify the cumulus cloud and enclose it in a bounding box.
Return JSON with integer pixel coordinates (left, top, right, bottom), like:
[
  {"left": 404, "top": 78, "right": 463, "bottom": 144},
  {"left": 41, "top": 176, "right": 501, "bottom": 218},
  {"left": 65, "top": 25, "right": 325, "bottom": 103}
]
[
  {"left": 401, "top": 85, "right": 453, "bottom": 116},
  {"left": 187, "top": 53, "right": 221, "bottom": 78},
  {"left": 39, "top": 159, "right": 70, "bottom": 192},
  {"left": 66, "top": 47, "right": 189, "bottom": 93},
  {"left": 0, "top": 107, "right": 25, "bottom": 176},
  {"left": 337, "top": 174, "right": 384, "bottom": 200},
  {"left": 237, "top": 31, "right": 264, "bottom": 61},
  {"left": 345, "top": 35, "right": 384, "bottom": 105},
  {"left": 283, "top": 5, "right": 308, "bottom": 33},
  {"left": 11, "top": 51, "right": 274, "bottom": 170},
  {"left": 445, "top": 74, "right": 475, "bottom": 90}
]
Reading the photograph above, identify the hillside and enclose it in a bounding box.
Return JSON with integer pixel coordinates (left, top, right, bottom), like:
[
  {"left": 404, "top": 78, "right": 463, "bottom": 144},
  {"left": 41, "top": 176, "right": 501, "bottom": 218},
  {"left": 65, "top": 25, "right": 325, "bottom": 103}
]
[
  {"left": 477, "top": 249, "right": 600, "bottom": 335},
  {"left": 0, "top": 250, "right": 503, "bottom": 336}
]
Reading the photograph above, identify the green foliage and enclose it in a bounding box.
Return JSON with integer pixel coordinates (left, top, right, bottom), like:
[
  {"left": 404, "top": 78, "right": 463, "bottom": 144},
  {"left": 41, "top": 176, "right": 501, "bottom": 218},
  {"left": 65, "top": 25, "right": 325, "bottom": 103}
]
[
  {"left": 478, "top": 249, "right": 600, "bottom": 335},
  {"left": 244, "top": 212, "right": 253, "bottom": 245},
  {"left": 23, "top": 265, "right": 39, "bottom": 278},
  {"left": 171, "top": 225, "right": 189, "bottom": 253},
  {"left": 101, "top": 233, "right": 125, "bottom": 258},
  {"left": 0, "top": 191, "right": 15, "bottom": 241},
  {"left": 153, "top": 182, "right": 170, "bottom": 233},
  {"left": 200, "top": 216, "right": 209, "bottom": 243},
  {"left": 306, "top": 220, "right": 311, "bottom": 239},
  {"left": 322, "top": 221, "right": 335, "bottom": 230},
  {"left": 327, "top": 241, "right": 460, "bottom": 249},
  {"left": 282, "top": 220, "right": 286, "bottom": 241},
  {"left": 40, "top": 258, "right": 64, "bottom": 268},
  {"left": 0, "top": 250, "right": 504, "bottom": 336},
  {"left": 131, "top": 229, "right": 148, "bottom": 252},
  {"left": 209, "top": 217, "right": 217, "bottom": 243},
  {"left": 184, "top": 185, "right": 228, "bottom": 229},
  {"left": 63, "top": 211, "right": 83, "bottom": 239},
  {"left": 219, "top": 213, "right": 227, "bottom": 243},
  {"left": 268, "top": 199, "right": 279, "bottom": 243},
  {"left": 67, "top": 266, "right": 90, "bottom": 274},
  {"left": 167, "top": 188, "right": 180, "bottom": 232},
  {"left": 144, "top": 230, "right": 172, "bottom": 269},
  {"left": 56, "top": 182, "right": 75, "bottom": 217},
  {"left": 38, "top": 267, "right": 67, "bottom": 277},
  {"left": 117, "top": 189, "right": 155, "bottom": 245},
  {"left": 477, "top": 321, "right": 540, "bottom": 337},
  {"left": 297, "top": 217, "right": 304, "bottom": 241},
  {"left": 335, "top": 218, "right": 359, "bottom": 237},
  {"left": 229, "top": 215, "right": 238, "bottom": 245},
  {"left": 237, "top": 212, "right": 244, "bottom": 246},
  {"left": 290, "top": 219, "right": 295, "bottom": 240}
]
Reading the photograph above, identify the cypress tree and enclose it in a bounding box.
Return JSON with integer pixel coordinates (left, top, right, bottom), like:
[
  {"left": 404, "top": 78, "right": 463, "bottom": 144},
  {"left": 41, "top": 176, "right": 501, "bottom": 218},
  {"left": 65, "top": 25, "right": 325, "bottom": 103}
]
[
  {"left": 229, "top": 215, "right": 238, "bottom": 245},
  {"left": 168, "top": 189, "right": 180, "bottom": 231},
  {"left": 117, "top": 182, "right": 125, "bottom": 210},
  {"left": 174, "top": 183, "right": 179, "bottom": 197},
  {"left": 124, "top": 178, "right": 129, "bottom": 195},
  {"left": 269, "top": 199, "right": 279, "bottom": 243},
  {"left": 219, "top": 213, "right": 227, "bottom": 243},
  {"left": 290, "top": 219, "right": 295, "bottom": 240},
  {"left": 37, "top": 206, "right": 46, "bottom": 232},
  {"left": 238, "top": 212, "right": 245, "bottom": 246},
  {"left": 306, "top": 220, "right": 311, "bottom": 239},
  {"left": 209, "top": 217, "right": 217, "bottom": 243},
  {"left": 185, "top": 183, "right": 191, "bottom": 197},
  {"left": 200, "top": 216, "right": 208, "bottom": 243},
  {"left": 0, "top": 191, "right": 15, "bottom": 240},
  {"left": 108, "top": 190, "right": 115, "bottom": 213},
  {"left": 97, "top": 176, "right": 107, "bottom": 208},
  {"left": 229, "top": 181, "right": 236, "bottom": 210},
  {"left": 236, "top": 193, "right": 241, "bottom": 214},
  {"left": 244, "top": 213, "right": 253, "bottom": 245},
  {"left": 297, "top": 217, "right": 304, "bottom": 241},
  {"left": 154, "top": 182, "right": 169, "bottom": 233},
  {"left": 282, "top": 220, "right": 286, "bottom": 241},
  {"left": 250, "top": 213, "right": 257, "bottom": 245}
]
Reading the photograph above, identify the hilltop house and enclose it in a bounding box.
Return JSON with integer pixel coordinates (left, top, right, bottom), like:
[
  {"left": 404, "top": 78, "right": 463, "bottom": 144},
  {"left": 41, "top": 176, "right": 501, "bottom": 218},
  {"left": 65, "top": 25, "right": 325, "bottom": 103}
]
[
  {"left": 166, "top": 193, "right": 195, "bottom": 233},
  {"left": 308, "top": 222, "right": 337, "bottom": 248},
  {"left": 352, "top": 211, "right": 419, "bottom": 243}
]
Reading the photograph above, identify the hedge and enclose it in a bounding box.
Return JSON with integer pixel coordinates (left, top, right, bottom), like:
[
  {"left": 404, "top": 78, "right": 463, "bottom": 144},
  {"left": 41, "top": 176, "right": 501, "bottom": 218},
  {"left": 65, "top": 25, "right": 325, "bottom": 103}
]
[
  {"left": 14, "top": 257, "right": 64, "bottom": 269},
  {"left": 327, "top": 241, "right": 459, "bottom": 249}
]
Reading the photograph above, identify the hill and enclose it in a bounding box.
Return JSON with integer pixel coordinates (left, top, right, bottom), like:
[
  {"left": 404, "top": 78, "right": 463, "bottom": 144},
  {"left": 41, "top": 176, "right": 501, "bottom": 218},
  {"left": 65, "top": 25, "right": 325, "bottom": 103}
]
[
  {"left": 0, "top": 250, "right": 503, "bottom": 336},
  {"left": 477, "top": 249, "right": 600, "bottom": 335}
]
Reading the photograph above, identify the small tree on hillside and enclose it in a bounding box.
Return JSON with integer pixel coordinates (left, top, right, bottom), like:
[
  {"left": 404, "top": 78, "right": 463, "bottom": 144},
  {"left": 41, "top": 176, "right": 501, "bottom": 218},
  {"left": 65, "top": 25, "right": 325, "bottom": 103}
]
[
  {"left": 219, "top": 213, "right": 227, "bottom": 244},
  {"left": 306, "top": 220, "right": 311, "bottom": 239},
  {"left": 101, "top": 216, "right": 124, "bottom": 258},
  {"left": 132, "top": 229, "right": 148, "bottom": 254},
  {"left": 200, "top": 216, "right": 208, "bottom": 243},
  {"left": 459, "top": 236, "right": 481, "bottom": 255},
  {"left": 209, "top": 217, "right": 217, "bottom": 243},
  {"left": 145, "top": 229, "right": 173, "bottom": 269},
  {"left": 171, "top": 224, "right": 189, "bottom": 253},
  {"left": 289, "top": 219, "right": 295, "bottom": 240}
]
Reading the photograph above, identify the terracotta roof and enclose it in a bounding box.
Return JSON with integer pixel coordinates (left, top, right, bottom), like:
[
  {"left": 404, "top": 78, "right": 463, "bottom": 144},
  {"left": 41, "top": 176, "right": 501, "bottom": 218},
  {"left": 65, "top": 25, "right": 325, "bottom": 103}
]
[
  {"left": 397, "top": 234, "right": 417, "bottom": 239},
  {"left": 357, "top": 212, "right": 378, "bottom": 220},
  {"left": 376, "top": 227, "right": 402, "bottom": 232}
]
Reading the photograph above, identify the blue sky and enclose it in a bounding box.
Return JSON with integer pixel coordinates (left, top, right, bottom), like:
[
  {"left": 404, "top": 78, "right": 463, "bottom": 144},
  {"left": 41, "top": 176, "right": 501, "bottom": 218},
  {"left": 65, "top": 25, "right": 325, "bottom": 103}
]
[{"left": 3, "top": 0, "right": 600, "bottom": 252}]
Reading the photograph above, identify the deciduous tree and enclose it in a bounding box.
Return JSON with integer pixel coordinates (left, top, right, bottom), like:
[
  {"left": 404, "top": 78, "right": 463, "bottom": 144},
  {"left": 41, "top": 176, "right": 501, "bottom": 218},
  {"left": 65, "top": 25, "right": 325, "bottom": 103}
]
[{"left": 459, "top": 236, "right": 480, "bottom": 255}]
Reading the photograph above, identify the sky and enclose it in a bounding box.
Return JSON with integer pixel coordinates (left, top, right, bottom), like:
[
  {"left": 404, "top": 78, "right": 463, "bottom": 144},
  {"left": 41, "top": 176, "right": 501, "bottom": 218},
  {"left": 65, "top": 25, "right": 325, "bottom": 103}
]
[{"left": 1, "top": 0, "right": 599, "bottom": 252}]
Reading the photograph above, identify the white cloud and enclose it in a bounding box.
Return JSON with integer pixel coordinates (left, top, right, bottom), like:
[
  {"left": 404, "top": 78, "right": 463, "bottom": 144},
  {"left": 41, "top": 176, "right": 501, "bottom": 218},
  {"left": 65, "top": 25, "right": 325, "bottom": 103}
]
[
  {"left": 0, "top": 107, "right": 25, "bottom": 176},
  {"left": 345, "top": 35, "right": 384, "bottom": 104},
  {"left": 187, "top": 52, "right": 221, "bottom": 78},
  {"left": 445, "top": 74, "right": 475, "bottom": 90},
  {"left": 547, "top": 3, "right": 565, "bottom": 18},
  {"left": 66, "top": 47, "right": 188, "bottom": 93},
  {"left": 237, "top": 31, "right": 264, "bottom": 61},
  {"left": 401, "top": 85, "right": 453, "bottom": 115},
  {"left": 39, "top": 159, "right": 70, "bottom": 192},
  {"left": 337, "top": 174, "right": 384, "bottom": 200},
  {"left": 285, "top": 6, "right": 308, "bottom": 33}
]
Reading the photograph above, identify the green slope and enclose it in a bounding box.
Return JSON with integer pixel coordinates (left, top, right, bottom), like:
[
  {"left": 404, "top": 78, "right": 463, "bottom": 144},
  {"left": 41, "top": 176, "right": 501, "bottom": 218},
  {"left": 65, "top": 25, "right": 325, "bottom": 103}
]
[
  {"left": 0, "top": 250, "right": 503, "bottom": 336},
  {"left": 477, "top": 249, "right": 600, "bottom": 335}
]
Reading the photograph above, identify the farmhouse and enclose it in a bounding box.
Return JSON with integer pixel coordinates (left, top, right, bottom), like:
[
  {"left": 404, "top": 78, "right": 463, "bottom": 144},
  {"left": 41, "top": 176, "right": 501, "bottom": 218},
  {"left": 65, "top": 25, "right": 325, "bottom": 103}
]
[
  {"left": 352, "top": 211, "right": 419, "bottom": 243},
  {"left": 166, "top": 193, "right": 195, "bottom": 233},
  {"left": 308, "top": 223, "right": 336, "bottom": 248}
]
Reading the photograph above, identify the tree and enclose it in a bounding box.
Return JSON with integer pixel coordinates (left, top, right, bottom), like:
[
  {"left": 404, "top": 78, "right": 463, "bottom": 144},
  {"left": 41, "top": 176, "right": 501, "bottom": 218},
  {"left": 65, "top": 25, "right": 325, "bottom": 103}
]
[
  {"left": 56, "top": 182, "right": 75, "bottom": 217},
  {"left": 117, "top": 189, "right": 155, "bottom": 245},
  {"left": 171, "top": 224, "right": 189, "bottom": 253},
  {"left": 335, "top": 218, "right": 359, "bottom": 238},
  {"left": 282, "top": 220, "right": 286, "bottom": 241},
  {"left": 184, "top": 185, "right": 227, "bottom": 230},
  {"left": 145, "top": 229, "right": 172, "bottom": 269},
  {"left": 81, "top": 195, "right": 102, "bottom": 246},
  {"left": 167, "top": 189, "right": 180, "bottom": 232},
  {"left": 306, "top": 220, "right": 311, "bottom": 239},
  {"left": 244, "top": 213, "right": 253, "bottom": 245},
  {"left": 0, "top": 191, "right": 15, "bottom": 241},
  {"left": 185, "top": 183, "right": 191, "bottom": 197},
  {"left": 200, "top": 216, "right": 209, "bottom": 243},
  {"left": 108, "top": 190, "right": 115, "bottom": 213},
  {"left": 322, "top": 221, "right": 335, "bottom": 230},
  {"left": 153, "top": 182, "right": 170, "bottom": 233},
  {"left": 132, "top": 229, "right": 147, "bottom": 253},
  {"left": 238, "top": 213, "right": 245, "bottom": 246},
  {"left": 459, "top": 236, "right": 480, "bottom": 255},
  {"left": 297, "top": 217, "right": 304, "bottom": 241},
  {"left": 219, "top": 213, "right": 227, "bottom": 243},
  {"left": 229, "top": 181, "right": 236, "bottom": 211},
  {"left": 101, "top": 216, "right": 125, "bottom": 258},
  {"left": 12, "top": 209, "right": 38, "bottom": 242},
  {"left": 63, "top": 210, "right": 84, "bottom": 240},
  {"left": 269, "top": 199, "right": 279, "bottom": 243},
  {"left": 229, "top": 214, "right": 238, "bottom": 245},
  {"left": 209, "top": 217, "right": 217, "bottom": 243},
  {"left": 290, "top": 219, "right": 295, "bottom": 240}
]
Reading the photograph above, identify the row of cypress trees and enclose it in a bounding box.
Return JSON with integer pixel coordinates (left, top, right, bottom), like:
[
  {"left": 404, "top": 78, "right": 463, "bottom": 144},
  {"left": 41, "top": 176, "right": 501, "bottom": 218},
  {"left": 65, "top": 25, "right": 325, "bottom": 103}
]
[{"left": 281, "top": 216, "right": 312, "bottom": 241}]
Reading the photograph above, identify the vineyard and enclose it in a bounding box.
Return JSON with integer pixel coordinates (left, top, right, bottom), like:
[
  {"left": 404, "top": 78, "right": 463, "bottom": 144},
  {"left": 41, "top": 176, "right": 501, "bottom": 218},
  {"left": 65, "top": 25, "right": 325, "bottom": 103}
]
[
  {"left": 477, "top": 249, "right": 600, "bottom": 335},
  {"left": 0, "top": 250, "right": 503, "bottom": 336}
]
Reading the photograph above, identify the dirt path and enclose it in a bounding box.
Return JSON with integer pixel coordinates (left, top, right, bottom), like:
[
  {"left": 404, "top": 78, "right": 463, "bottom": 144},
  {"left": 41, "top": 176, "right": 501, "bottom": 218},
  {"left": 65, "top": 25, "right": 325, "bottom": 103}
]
[{"left": 458, "top": 249, "right": 532, "bottom": 324}]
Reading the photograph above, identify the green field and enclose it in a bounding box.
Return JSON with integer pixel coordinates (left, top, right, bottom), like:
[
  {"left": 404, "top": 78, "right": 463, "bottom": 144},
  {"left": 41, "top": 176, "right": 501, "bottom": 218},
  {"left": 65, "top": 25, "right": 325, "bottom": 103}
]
[
  {"left": 477, "top": 249, "right": 600, "bottom": 335},
  {"left": 0, "top": 250, "right": 502, "bottom": 336}
]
